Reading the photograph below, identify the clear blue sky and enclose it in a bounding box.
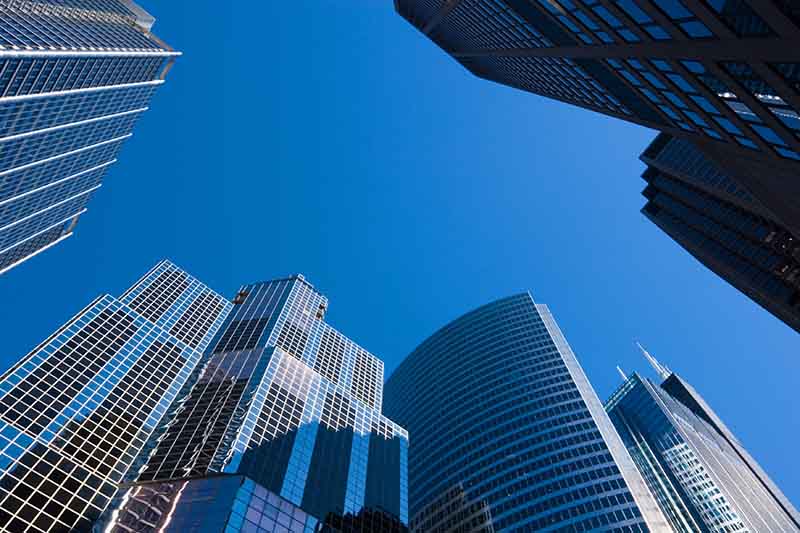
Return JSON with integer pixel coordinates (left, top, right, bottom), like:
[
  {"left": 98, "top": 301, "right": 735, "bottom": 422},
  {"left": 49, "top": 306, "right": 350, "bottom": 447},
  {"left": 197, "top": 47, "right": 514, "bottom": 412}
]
[{"left": 1, "top": 1, "right": 797, "bottom": 505}]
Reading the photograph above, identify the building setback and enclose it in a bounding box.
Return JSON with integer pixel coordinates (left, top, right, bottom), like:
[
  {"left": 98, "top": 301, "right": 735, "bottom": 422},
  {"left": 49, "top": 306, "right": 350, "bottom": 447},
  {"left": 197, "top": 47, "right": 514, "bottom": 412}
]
[
  {"left": 394, "top": 0, "right": 800, "bottom": 255},
  {"left": 640, "top": 132, "right": 800, "bottom": 334},
  {"left": 99, "top": 274, "right": 408, "bottom": 532},
  {"left": 383, "top": 293, "right": 671, "bottom": 532},
  {"left": 0, "top": 0, "right": 178, "bottom": 275},
  {"left": 606, "top": 347, "right": 800, "bottom": 532},
  {"left": 0, "top": 260, "right": 231, "bottom": 532}
]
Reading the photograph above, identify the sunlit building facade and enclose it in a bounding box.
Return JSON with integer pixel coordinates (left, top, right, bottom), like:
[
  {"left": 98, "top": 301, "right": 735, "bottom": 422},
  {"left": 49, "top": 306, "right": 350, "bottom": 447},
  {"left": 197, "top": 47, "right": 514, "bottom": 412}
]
[
  {"left": 640, "top": 132, "right": 800, "bottom": 334},
  {"left": 100, "top": 274, "right": 409, "bottom": 532},
  {"left": 0, "top": 260, "right": 231, "bottom": 532},
  {"left": 0, "top": 0, "right": 178, "bottom": 274},
  {"left": 606, "top": 351, "right": 800, "bottom": 532},
  {"left": 395, "top": 0, "right": 800, "bottom": 242},
  {"left": 383, "top": 293, "right": 670, "bottom": 532}
]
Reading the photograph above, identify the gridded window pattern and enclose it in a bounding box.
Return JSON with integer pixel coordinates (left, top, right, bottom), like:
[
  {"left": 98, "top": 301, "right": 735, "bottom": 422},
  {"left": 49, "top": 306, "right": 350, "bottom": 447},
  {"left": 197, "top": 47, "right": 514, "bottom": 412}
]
[
  {"left": 0, "top": 222, "right": 66, "bottom": 272},
  {"left": 226, "top": 477, "right": 319, "bottom": 533},
  {"left": 0, "top": 136, "right": 124, "bottom": 204},
  {"left": 662, "top": 442, "right": 747, "bottom": 532},
  {"left": 383, "top": 294, "right": 663, "bottom": 531},
  {"left": 0, "top": 263, "right": 228, "bottom": 532},
  {"left": 350, "top": 350, "right": 380, "bottom": 409},
  {"left": 0, "top": 1, "right": 165, "bottom": 51},
  {"left": 134, "top": 279, "right": 296, "bottom": 483},
  {"left": 460, "top": 54, "right": 630, "bottom": 115},
  {"left": 266, "top": 279, "right": 385, "bottom": 409},
  {"left": 682, "top": 60, "right": 800, "bottom": 160},
  {"left": 0, "top": 185, "right": 92, "bottom": 251},
  {"left": 641, "top": 169, "right": 800, "bottom": 327},
  {"left": 642, "top": 133, "right": 754, "bottom": 203},
  {"left": 0, "top": 82, "right": 158, "bottom": 138},
  {"left": 232, "top": 350, "right": 407, "bottom": 517},
  {"left": 215, "top": 318, "right": 272, "bottom": 353},
  {"left": 649, "top": 0, "right": 714, "bottom": 38},
  {"left": 430, "top": 0, "right": 553, "bottom": 52},
  {"left": 705, "top": 0, "right": 773, "bottom": 37},
  {"left": 276, "top": 320, "right": 311, "bottom": 361},
  {"left": 101, "top": 475, "right": 321, "bottom": 533},
  {"left": 0, "top": 162, "right": 108, "bottom": 228},
  {"left": 313, "top": 328, "right": 346, "bottom": 384},
  {"left": 395, "top": 0, "right": 446, "bottom": 29},
  {"left": 411, "top": 483, "right": 495, "bottom": 533},
  {"left": 0, "top": 109, "right": 143, "bottom": 173},
  {"left": 0, "top": 306, "right": 137, "bottom": 437},
  {"left": 127, "top": 266, "right": 190, "bottom": 324},
  {"left": 169, "top": 289, "right": 230, "bottom": 349},
  {"left": 608, "top": 374, "right": 800, "bottom": 533},
  {"left": 0, "top": 56, "right": 168, "bottom": 98}
]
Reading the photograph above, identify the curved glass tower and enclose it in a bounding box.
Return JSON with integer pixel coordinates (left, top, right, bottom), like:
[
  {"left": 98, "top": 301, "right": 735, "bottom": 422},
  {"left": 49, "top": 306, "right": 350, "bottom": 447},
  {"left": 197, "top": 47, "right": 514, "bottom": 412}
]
[{"left": 384, "top": 293, "right": 670, "bottom": 532}]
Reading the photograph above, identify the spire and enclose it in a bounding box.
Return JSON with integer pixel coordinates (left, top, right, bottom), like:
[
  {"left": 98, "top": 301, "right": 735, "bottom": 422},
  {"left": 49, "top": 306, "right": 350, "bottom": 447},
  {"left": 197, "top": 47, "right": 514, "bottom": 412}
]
[
  {"left": 616, "top": 366, "right": 628, "bottom": 381},
  {"left": 636, "top": 341, "right": 671, "bottom": 381}
]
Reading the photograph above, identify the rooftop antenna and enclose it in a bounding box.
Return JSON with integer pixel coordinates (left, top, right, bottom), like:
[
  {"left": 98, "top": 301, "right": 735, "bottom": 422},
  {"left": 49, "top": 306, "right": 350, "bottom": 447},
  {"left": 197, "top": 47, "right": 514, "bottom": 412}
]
[
  {"left": 616, "top": 366, "right": 628, "bottom": 381},
  {"left": 636, "top": 341, "right": 671, "bottom": 381}
]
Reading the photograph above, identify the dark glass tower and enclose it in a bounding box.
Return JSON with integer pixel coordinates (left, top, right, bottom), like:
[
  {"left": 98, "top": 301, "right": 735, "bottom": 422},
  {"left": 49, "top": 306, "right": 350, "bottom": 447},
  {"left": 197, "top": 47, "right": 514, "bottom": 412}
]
[
  {"left": 395, "top": 0, "right": 800, "bottom": 237},
  {"left": 640, "top": 132, "right": 800, "bottom": 333},
  {"left": 0, "top": 260, "right": 231, "bottom": 532},
  {"left": 0, "top": 0, "right": 178, "bottom": 274},
  {"left": 606, "top": 347, "right": 800, "bottom": 532},
  {"left": 100, "top": 275, "right": 409, "bottom": 532},
  {"left": 383, "top": 293, "right": 670, "bottom": 532}
]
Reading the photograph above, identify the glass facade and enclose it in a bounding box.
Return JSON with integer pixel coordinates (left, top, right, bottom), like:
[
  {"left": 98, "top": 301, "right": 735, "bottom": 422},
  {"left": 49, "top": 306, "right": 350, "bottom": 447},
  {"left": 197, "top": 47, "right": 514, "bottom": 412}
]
[
  {"left": 395, "top": 0, "right": 800, "bottom": 161},
  {"left": 383, "top": 293, "right": 670, "bottom": 532},
  {"left": 0, "top": 0, "right": 178, "bottom": 275},
  {"left": 640, "top": 133, "right": 800, "bottom": 334},
  {"left": 0, "top": 260, "right": 231, "bottom": 532},
  {"left": 606, "top": 371, "right": 800, "bottom": 532},
  {"left": 102, "top": 275, "right": 409, "bottom": 531},
  {"left": 410, "top": 483, "right": 495, "bottom": 533}
]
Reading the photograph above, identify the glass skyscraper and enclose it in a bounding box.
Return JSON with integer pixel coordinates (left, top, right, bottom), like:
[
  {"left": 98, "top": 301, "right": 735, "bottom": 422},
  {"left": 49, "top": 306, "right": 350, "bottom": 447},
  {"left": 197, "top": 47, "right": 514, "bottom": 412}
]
[
  {"left": 99, "top": 274, "right": 409, "bottom": 532},
  {"left": 383, "top": 293, "right": 670, "bottom": 532},
  {"left": 640, "top": 132, "right": 800, "bottom": 334},
  {"left": 0, "top": 260, "right": 231, "bottom": 532},
  {"left": 0, "top": 0, "right": 178, "bottom": 275},
  {"left": 606, "top": 348, "right": 800, "bottom": 532},
  {"left": 395, "top": 0, "right": 800, "bottom": 247}
]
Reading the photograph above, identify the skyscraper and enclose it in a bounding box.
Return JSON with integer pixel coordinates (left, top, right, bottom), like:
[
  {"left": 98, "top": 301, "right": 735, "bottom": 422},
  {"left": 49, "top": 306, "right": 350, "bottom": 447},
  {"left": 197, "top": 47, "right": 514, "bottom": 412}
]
[
  {"left": 640, "top": 132, "right": 800, "bottom": 334},
  {"left": 606, "top": 346, "right": 800, "bottom": 532},
  {"left": 0, "top": 0, "right": 178, "bottom": 275},
  {"left": 0, "top": 260, "right": 231, "bottom": 532},
  {"left": 394, "top": 0, "right": 800, "bottom": 237},
  {"left": 100, "top": 274, "right": 409, "bottom": 532},
  {"left": 383, "top": 293, "right": 671, "bottom": 532}
]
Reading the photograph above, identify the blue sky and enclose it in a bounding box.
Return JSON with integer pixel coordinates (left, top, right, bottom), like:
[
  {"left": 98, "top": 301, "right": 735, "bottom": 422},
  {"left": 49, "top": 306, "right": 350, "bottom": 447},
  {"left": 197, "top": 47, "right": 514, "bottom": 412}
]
[{"left": 1, "top": 1, "right": 798, "bottom": 504}]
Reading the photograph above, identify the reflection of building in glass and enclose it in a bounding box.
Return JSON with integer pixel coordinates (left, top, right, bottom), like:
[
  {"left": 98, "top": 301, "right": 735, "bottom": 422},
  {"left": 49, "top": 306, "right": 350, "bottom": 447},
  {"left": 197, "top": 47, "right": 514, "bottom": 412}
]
[
  {"left": 606, "top": 346, "right": 800, "bottom": 533},
  {"left": 410, "top": 483, "right": 494, "bottom": 533},
  {"left": 318, "top": 507, "right": 409, "bottom": 533},
  {"left": 640, "top": 132, "right": 800, "bottom": 334},
  {"left": 396, "top": 0, "right": 800, "bottom": 256},
  {"left": 0, "top": 260, "right": 231, "bottom": 532},
  {"left": 101, "top": 274, "right": 408, "bottom": 532},
  {"left": 0, "top": 1, "right": 179, "bottom": 274},
  {"left": 384, "top": 293, "right": 671, "bottom": 531}
]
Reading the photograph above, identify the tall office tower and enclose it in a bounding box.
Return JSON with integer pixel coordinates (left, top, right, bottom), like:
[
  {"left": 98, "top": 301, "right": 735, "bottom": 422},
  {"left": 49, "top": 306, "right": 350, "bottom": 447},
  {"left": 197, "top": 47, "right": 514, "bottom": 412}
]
[
  {"left": 100, "top": 275, "right": 409, "bottom": 532},
  {"left": 410, "top": 483, "right": 495, "bottom": 533},
  {"left": 606, "top": 346, "right": 800, "bottom": 532},
  {"left": 0, "top": 1, "right": 178, "bottom": 275},
  {"left": 640, "top": 132, "right": 800, "bottom": 334},
  {"left": 395, "top": 0, "right": 800, "bottom": 235},
  {"left": 0, "top": 260, "right": 231, "bottom": 532},
  {"left": 383, "top": 293, "right": 671, "bottom": 532}
]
